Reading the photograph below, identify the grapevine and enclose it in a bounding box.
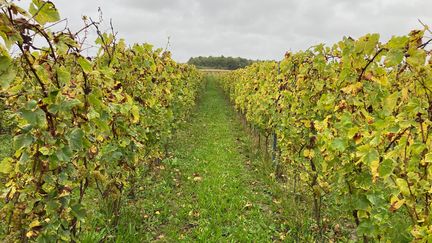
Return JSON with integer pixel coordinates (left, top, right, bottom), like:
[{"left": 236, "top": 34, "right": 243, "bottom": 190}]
[
  {"left": 221, "top": 29, "right": 432, "bottom": 241},
  {"left": 0, "top": 1, "right": 202, "bottom": 241}
]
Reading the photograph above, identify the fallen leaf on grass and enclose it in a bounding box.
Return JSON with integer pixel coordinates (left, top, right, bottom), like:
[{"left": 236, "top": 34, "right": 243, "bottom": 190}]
[
  {"left": 188, "top": 210, "right": 200, "bottom": 217},
  {"left": 243, "top": 202, "right": 253, "bottom": 210},
  {"left": 26, "top": 231, "right": 37, "bottom": 238},
  {"left": 273, "top": 198, "right": 281, "bottom": 204}
]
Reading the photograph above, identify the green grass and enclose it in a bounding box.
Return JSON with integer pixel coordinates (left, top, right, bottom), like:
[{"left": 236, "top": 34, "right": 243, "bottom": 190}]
[{"left": 156, "top": 77, "right": 285, "bottom": 241}]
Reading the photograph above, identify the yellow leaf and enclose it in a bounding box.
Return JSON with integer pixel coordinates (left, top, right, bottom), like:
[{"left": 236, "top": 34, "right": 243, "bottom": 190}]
[
  {"left": 90, "top": 145, "right": 98, "bottom": 154},
  {"left": 371, "top": 159, "right": 379, "bottom": 182},
  {"left": 96, "top": 135, "right": 104, "bottom": 142},
  {"left": 402, "top": 87, "right": 409, "bottom": 101},
  {"left": 29, "top": 220, "right": 40, "bottom": 228},
  {"left": 243, "top": 202, "right": 253, "bottom": 209},
  {"left": 39, "top": 147, "right": 51, "bottom": 155},
  {"left": 26, "top": 230, "right": 37, "bottom": 238},
  {"left": 273, "top": 198, "right": 281, "bottom": 204},
  {"left": 389, "top": 196, "right": 405, "bottom": 212},
  {"left": 301, "top": 120, "right": 311, "bottom": 128},
  {"left": 303, "top": 149, "right": 315, "bottom": 158},
  {"left": 125, "top": 94, "right": 133, "bottom": 104},
  {"left": 372, "top": 75, "right": 389, "bottom": 86},
  {"left": 341, "top": 82, "right": 363, "bottom": 94},
  {"left": 396, "top": 178, "right": 410, "bottom": 195}
]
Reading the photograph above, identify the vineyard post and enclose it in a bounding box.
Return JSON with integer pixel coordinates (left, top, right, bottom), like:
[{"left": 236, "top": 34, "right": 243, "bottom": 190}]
[
  {"left": 272, "top": 62, "right": 281, "bottom": 171},
  {"left": 272, "top": 132, "right": 278, "bottom": 167},
  {"left": 258, "top": 129, "right": 261, "bottom": 151}
]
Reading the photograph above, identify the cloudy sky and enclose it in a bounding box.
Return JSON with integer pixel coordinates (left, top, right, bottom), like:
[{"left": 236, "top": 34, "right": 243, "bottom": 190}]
[{"left": 18, "top": 0, "right": 432, "bottom": 62}]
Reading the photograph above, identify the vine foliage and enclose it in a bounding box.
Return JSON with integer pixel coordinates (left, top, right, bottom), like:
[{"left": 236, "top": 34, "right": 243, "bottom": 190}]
[
  {"left": 0, "top": 1, "right": 202, "bottom": 241},
  {"left": 221, "top": 28, "right": 432, "bottom": 241}
]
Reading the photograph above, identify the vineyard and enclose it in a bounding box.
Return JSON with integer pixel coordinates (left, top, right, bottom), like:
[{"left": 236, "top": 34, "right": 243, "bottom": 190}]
[
  {"left": 0, "top": 1, "right": 202, "bottom": 241},
  {"left": 1, "top": 0, "right": 432, "bottom": 242},
  {"left": 220, "top": 30, "right": 432, "bottom": 241}
]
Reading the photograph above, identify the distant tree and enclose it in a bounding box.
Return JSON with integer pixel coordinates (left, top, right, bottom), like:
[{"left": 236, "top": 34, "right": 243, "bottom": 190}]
[{"left": 187, "top": 56, "right": 256, "bottom": 70}]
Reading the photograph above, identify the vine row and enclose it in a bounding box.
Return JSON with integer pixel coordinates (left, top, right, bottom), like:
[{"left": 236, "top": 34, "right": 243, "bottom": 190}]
[
  {"left": 221, "top": 28, "right": 432, "bottom": 241},
  {"left": 0, "top": 1, "right": 202, "bottom": 241}
]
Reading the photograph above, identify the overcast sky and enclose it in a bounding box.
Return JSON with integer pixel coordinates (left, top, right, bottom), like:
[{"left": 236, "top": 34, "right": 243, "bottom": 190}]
[{"left": 18, "top": 0, "right": 432, "bottom": 62}]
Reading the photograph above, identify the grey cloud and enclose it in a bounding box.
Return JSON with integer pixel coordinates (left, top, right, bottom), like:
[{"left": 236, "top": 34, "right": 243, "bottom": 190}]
[{"left": 15, "top": 0, "right": 432, "bottom": 62}]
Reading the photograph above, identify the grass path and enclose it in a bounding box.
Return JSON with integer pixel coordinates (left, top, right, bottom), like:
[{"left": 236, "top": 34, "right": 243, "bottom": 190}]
[
  {"left": 157, "top": 78, "right": 286, "bottom": 241},
  {"left": 91, "top": 77, "right": 292, "bottom": 242}
]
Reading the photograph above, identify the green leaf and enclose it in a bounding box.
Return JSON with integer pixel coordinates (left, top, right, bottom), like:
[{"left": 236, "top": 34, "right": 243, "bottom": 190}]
[
  {"left": 357, "top": 219, "right": 377, "bottom": 236},
  {"left": 386, "top": 36, "right": 409, "bottom": 49},
  {"left": 0, "top": 55, "right": 16, "bottom": 89},
  {"left": 383, "top": 92, "right": 399, "bottom": 115},
  {"left": 385, "top": 49, "right": 404, "bottom": 67},
  {"left": 71, "top": 203, "right": 86, "bottom": 220},
  {"left": 56, "top": 66, "right": 70, "bottom": 86},
  {"left": 131, "top": 105, "right": 140, "bottom": 123},
  {"left": 366, "top": 193, "right": 384, "bottom": 206},
  {"left": 68, "top": 128, "right": 84, "bottom": 151},
  {"left": 363, "top": 149, "right": 379, "bottom": 165},
  {"left": 61, "top": 99, "right": 82, "bottom": 112},
  {"left": 396, "top": 178, "right": 410, "bottom": 196},
  {"left": 25, "top": 100, "right": 38, "bottom": 110},
  {"left": 13, "top": 134, "right": 34, "bottom": 150},
  {"left": 425, "top": 153, "right": 432, "bottom": 163},
  {"left": 39, "top": 146, "right": 51, "bottom": 156},
  {"left": 356, "top": 33, "right": 380, "bottom": 55},
  {"left": 366, "top": 33, "right": 380, "bottom": 53},
  {"left": 0, "top": 157, "right": 13, "bottom": 174},
  {"left": 88, "top": 92, "right": 104, "bottom": 108},
  {"left": 29, "top": 0, "right": 60, "bottom": 25},
  {"left": 354, "top": 194, "right": 370, "bottom": 210},
  {"left": 0, "top": 55, "right": 12, "bottom": 71},
  {"left": 45, "top": 199, "right": 61, "bottom": 214},
  {"left": 331, "top": 138, "right": 347, "bottom": 152},
  {"left": 20, "top": 109, "right": 46, "bottom": 127},
  {"left": 56, "top": 146, "right": 72, "bottom": 162},
  {"left": 406, "top": 49, "right": 426, "bottom": 68},
  {"left": 379, "top": 159, "right": 394, "bottom": 178},
  {"left": 0, "top": 68, "right": 16, "bottom": 90},
  {"left": 94, "top": 117, "right": 110, "bottom": 132},
  {"left": 360, "top": 149, "right": 379, "bottom": 179},
  {"left": 77, "top": 57, "right": 92, "bottom": 73}
]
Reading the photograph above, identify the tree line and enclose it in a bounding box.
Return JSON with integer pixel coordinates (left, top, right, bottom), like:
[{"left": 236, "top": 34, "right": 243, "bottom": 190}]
[{"left": 187, "top": 56, "right": 256, "bottom": 70}]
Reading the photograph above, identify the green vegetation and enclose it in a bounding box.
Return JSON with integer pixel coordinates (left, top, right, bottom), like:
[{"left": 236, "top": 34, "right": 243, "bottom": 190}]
[
  {"left": 1, "top": 0, "right": 432, "bottom": 242},
  {"left": 157, "top": 78, "right": 280, "bottom": 241},
  {"left": 0, "top": 134, "right": 12, "bottom": 164},
  {"left": 0, "top": 1, "right": 201, "bottom": 241},
  {"left": 188, "top": 56, "right": 255, "bottom": 70},
  {"left": 0, "top": 102, "right": 13, "bottom": 134},
  {"left": 79, "top": 76, "right": 317, "bottom": 241},
  {"left": 220, "top": 30, "right": 432, "bottom": 241}
]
